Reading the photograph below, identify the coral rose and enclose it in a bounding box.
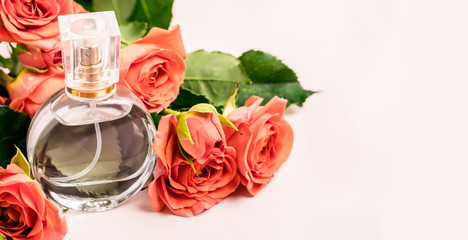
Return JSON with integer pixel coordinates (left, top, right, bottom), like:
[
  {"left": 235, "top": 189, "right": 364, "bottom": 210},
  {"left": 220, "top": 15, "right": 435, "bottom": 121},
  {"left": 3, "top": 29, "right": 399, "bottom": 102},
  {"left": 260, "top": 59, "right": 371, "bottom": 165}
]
[
  {"left": 7, "top": 67, "right": 65, "bottom": 118},
  {"left": 0, "top": 0, "right": 86, "bottom": 50},
  {"left": 0, "top": 96, "right": 7, "bottom": 105},
  {"left": 224, "top": 96, "right": 294, "bottom": 196},
  {"left": 148, "top": 112, "right": 240, "bottom": 217},
  {"left": 120, "top": 25, "right": 186, "bottom": 113},
  {"left": 0, "top": 164, "right": 67, "bottom": 240},
  {"left": 19, "top": 42, "right": 62, "bottom": 70}
]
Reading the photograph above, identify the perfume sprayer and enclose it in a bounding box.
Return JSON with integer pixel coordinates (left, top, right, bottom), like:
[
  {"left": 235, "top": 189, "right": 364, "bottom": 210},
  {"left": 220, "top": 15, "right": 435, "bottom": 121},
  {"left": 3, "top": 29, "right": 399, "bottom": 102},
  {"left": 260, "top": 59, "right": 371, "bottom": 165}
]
[
  {"left": 58, "top": 11, "right": 120, "bottom": 99},
  {"left": 27, "top": 11, "right": 157, "bottom": 212}
]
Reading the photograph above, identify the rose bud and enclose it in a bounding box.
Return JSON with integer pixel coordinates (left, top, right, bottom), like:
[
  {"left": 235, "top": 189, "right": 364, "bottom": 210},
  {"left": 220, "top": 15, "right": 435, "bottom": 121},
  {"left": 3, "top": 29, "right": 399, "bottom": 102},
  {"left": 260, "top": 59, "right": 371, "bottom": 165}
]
[
  {"left": 7, "top": 67, "right": 65, "bottom": 118},
  {"left": 148, "top": 106, "right": 240, "bottom": 217},
  {"left": 19, "top": 42, "right": 62, "bottom": 70},
  {"left": 0, "top": 96, "right": 8, "bottom": 105}
]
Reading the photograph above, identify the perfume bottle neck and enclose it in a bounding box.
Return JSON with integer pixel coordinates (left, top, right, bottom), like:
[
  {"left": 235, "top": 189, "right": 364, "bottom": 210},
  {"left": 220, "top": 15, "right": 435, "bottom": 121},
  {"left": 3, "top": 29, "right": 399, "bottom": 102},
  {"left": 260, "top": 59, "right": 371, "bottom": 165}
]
[
  {"left": 66, "top": 42, "right": 116, "bottom": 101},
  {"left": 66, "top": 84, "right": 116, "bottom": 100}
]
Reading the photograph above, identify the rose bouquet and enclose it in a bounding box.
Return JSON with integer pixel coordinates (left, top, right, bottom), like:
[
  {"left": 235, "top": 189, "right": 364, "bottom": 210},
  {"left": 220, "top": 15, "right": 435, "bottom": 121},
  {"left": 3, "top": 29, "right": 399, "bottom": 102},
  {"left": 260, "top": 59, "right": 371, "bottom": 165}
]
[{"left": 0, "top": 0, "right": 314, "bottom": 238}]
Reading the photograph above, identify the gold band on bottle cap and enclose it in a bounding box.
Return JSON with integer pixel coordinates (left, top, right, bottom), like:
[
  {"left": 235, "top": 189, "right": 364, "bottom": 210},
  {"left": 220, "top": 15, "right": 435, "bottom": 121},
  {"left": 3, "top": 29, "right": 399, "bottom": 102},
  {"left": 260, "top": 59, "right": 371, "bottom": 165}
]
[{"left": 67, "top": 84, "right": 115, "bottom": 98}]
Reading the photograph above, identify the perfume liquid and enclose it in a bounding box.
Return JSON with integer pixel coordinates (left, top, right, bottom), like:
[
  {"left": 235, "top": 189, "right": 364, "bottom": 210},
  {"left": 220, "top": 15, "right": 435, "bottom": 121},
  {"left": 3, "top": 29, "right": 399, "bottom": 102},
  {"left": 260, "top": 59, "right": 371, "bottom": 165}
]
[{"left": 28, "top": 88, "right": 156, "bottom": 211}]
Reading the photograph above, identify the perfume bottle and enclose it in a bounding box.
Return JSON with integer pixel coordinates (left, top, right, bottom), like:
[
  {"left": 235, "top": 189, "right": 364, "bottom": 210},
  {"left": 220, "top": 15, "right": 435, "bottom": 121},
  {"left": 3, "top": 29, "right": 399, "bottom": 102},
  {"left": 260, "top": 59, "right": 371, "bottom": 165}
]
[{"left": 26, "top": 12, "right": 157, "bottom": 211}]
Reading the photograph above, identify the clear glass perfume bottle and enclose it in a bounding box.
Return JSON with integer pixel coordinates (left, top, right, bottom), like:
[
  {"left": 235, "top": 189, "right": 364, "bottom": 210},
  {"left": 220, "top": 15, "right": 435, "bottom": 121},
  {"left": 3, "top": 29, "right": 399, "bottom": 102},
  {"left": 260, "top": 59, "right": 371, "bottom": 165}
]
[{"left": 26, "top": 12, "right": 157, "bottom": 211}]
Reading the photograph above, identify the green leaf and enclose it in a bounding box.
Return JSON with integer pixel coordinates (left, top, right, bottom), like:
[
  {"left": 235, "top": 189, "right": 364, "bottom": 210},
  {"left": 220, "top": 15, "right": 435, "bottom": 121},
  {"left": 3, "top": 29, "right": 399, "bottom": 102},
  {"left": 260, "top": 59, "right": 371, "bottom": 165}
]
[
  {"left": 169, "top": 88, "right": 209, "bottom": 110},
  {"left": 93, "top": 0, "right": 137, "bottom": 24},
  {"left": 11, "top": 145, "right": 30, "bottom": 177},
  {"left": 175, "top": 113, "right": 194, "bottom": 145},
  {"left": 237, "top": 50, "right": 315, "bottom": 107},
  {"left": 0, "top": 106, "right": 30, "bottom": 168},
  {"left": 238, "top": 82, "right": 314, "bottom": 107},
  {"left": 128, "top": 0, "right": 174, "bottom": 29},
  {"left": 0, "top": 235, "right": 4, "bottom": 240},
  {"left": 0, "top": 84, "right": 9, "bottom": 98},
  {"left": 120, "top": 21, "right": 148, "bottom": 45},
  {"left": 183, "top": 50, "right": 251, "bottom": 107},
  {"left": 74, "top": 0, "right": 94, "bottom": 11},
  {"left": 239, "top": 50, "right": 298, "bottom": 84}
]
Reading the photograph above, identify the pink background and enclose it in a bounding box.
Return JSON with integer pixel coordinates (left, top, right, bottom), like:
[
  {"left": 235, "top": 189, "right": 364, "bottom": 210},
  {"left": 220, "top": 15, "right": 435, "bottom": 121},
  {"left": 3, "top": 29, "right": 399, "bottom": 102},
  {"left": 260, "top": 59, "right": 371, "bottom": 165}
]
[{"left": 3, "top": 0, "right": 467, "bottom": 239}]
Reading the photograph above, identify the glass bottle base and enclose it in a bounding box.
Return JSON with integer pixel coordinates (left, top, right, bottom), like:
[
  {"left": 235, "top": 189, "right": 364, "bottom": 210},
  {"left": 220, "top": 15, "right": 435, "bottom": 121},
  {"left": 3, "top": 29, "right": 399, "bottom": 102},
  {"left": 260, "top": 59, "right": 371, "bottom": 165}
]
[
  {"left": 28, "top": 85, "right": 157, "bottom": 212},
  {"left": 42, "top": 162, "right": 153, "bottom": 212}
]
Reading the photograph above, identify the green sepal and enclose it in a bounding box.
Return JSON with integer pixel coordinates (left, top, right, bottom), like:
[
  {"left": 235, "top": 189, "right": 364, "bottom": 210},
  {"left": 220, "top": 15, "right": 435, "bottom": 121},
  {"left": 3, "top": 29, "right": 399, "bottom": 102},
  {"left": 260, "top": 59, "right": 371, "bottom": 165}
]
[
  {"left": 0, "top": 54, "right": 13, "bottom": 69},
  {"left": 0, "top": 69, "right": 13, "bottom": 87},
  {"left": 0, "top": 44, "right": 29, "bottom": 78},
  {"left": 0, "top": 235, "right": 5, "bottom": 240},
  {"left": 188, "top": 103, "right": 239, "bottom": 132},
  {"left": 188, "top": 103, "right": 218, "bottom": 114},
  {"left": 161, "top": 108, "right": 181, "bottom": 117},
  {"left": 10, "top": 145, "right": 30, "bottom": 177},
  {"left": 217, "top": 113, "right": 238, "bottom": 132},
  {"left": 22, "top": 65, "right": 48, "bottom": 74},
  {"left": 10, "top": 44, "right": 29, "bottom": 77},
  {"left": 11, "top": 44, "right": 29, "bottom": 55},
  {"left": 175, "top": 113, "right": 194, "bottom": 145},
  {"left": 177, "top": 140, "right": 196, "bottom": 174},
  {"left": 222, "top": 85, "right": 238, "bottom": 117}
]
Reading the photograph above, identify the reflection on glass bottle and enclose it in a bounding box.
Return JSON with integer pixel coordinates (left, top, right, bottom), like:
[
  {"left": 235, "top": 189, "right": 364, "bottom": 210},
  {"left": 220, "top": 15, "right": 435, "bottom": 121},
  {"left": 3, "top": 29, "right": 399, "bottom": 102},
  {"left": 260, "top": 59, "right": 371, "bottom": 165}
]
[{"left": 27, "top": 11, "right": 157, "bottom": 211}]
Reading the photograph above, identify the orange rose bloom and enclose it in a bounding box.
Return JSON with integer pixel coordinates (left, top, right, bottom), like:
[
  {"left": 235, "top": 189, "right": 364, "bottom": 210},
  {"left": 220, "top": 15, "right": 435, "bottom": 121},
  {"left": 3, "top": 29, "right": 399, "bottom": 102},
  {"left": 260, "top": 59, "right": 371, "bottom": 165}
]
[
  {"left": 0, "top": 164, "right": 67, "bottom": 240},
  {"left": 0, "top": 0, "right": 86, "bottom": 50},
  {"left": 224, "top": 96, "right": 294, "bottom": 196},
  {"left": 0, "top": 96, "right": 7, "bottom": 105},
  {"left": 19, "top": 42, "right": 62, "bottom": 70},
  {"left": 120, "top": 25, "right": 186, "bottom": 113},
  {"left": 7, "top": 67, "right": 65, "bottom": 118},
  {"left": 148, "top": 113, "right": 240, "bottom": 217}
]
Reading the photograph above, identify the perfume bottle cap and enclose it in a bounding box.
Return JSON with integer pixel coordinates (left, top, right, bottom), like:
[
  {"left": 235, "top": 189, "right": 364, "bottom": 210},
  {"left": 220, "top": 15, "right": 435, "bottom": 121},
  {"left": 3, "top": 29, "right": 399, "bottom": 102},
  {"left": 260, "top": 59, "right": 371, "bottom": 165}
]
[{"left": 58, "top": 11, "right": 120, "bottom": 96}]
